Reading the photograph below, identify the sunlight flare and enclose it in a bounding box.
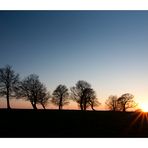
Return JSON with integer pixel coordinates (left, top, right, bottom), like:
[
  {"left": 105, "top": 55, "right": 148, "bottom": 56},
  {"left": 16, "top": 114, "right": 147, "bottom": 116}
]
[{"left": 140, "top": 103, "right": 148, "bottom": 112}]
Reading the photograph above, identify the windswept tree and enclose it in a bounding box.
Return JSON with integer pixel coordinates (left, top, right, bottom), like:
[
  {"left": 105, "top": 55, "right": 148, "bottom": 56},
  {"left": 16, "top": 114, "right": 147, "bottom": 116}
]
[
  {"left": 52, "top": 84, "right": 69, "bottom": 110},
  {"left": 18, "top": 74, "right": 48, "bottom": 109},
  {"left": 89, "top": 96, "right": 101, "bottom": 111},
  {"left": 71, "top": 80, "right": 99, "bottom": 111},
  {"left": 37, "top": 91, "right": 50, "bottom": 109},
  {"left": 117, "top": 93, "right": 137, "bottom": 112},
  {"left": 0, "top": 65, "right": 19, "bottom": 109},
  {"left": 71, "top": 80, "right": 91, "bottom": 110},
  {"left": 85, "top": 88, "right": 101, "bottom": 111},
  {"left": 105, "top": 95, "right": 119, "bottom": 111}
]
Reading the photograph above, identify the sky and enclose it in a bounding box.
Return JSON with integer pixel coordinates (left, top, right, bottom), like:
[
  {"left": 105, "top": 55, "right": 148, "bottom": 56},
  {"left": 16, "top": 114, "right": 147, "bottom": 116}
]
[{"left": 0, "top": 11, "right": 148, "bottom": 109}]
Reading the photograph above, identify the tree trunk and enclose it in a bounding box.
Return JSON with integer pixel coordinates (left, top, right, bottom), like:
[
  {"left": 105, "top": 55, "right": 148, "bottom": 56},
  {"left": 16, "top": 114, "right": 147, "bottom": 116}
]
[
  {"left": 41, "top": 103, "right": 46, "bottom": 109},
  {"left": 113, "top": 106, "right": 116, "bottom": 111},
  {"left": 59, "top": 105, "right": 60, "bottom": 110},
  {"left": 84, "top": 103, "right": 87, "bottom": 111},
  {"left": 91, "top": 104, "right": 95, "bottom": 111},
  {"left": 33, "top": 103, "right": 37, "bottom": 110},
  {"left": 80, "top": 97, "right": 84, "bottom": 110},
  {"left": 6, "top": 88, "right": 11, "bottom": 109},
  {"left": 84, "top": 99, "right": 87, "bottom": 111},
  {"left": 31, "top": 101, "right": 37, "bottom": 110},
  {"left": 6, "top": 94, "right": 11, "bottom": 109},
  {"left": 59, "top": 97, "right": 63, "bottom": 110},
  {"left": 80, "top": 104, "right": 83, "bottom": 110},
  {"left": 59, "top": 104, "right": 62, "bottom": 110},
  {"left": 123, "top": 105, "right": 126, "bottom": 112}
]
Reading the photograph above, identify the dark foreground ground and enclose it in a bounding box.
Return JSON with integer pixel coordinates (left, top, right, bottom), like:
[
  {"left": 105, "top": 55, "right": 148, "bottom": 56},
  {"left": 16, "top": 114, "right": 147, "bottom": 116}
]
[{"left": 0, "top": 109, "right": 148, "bottom": 137}]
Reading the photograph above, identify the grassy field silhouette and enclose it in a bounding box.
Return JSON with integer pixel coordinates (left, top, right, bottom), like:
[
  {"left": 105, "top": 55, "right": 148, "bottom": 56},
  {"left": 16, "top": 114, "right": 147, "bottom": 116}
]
[{"left": 0, "top": 109, "right": 148, "bottom": 137}]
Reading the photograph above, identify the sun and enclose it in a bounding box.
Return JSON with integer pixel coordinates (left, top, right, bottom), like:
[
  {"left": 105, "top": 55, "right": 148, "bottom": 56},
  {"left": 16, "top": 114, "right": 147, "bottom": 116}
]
[{"left": 140, "top": 103, "right": 148, "bottom": 112}]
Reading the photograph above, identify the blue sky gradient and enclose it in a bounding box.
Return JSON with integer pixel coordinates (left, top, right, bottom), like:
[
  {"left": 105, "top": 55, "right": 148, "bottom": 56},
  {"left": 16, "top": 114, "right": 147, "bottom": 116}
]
[{"left": 0, "top": 11, "right": 148, "bottom": 108}]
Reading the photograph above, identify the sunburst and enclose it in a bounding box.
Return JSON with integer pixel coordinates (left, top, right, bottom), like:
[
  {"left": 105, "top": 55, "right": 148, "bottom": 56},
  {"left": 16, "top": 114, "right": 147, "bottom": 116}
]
[{"left": 140, "top": 103, "right": 148, "bottom": 112}]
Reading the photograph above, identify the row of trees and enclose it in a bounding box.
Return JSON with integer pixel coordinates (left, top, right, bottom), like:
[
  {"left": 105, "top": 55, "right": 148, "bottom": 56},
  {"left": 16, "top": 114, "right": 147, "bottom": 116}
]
[
  {"left": 105, "top": 94, "right": 137, "bottom": 112},
  {"left": 0, "top": 65, "right": 137, "bottom": 111}
]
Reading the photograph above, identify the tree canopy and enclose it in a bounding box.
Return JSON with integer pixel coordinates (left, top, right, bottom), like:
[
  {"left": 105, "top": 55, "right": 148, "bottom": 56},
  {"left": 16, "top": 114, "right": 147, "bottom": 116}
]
[
  {"left": 71, "top": 80, "right": 99, "bottom": 111},
  {"left": 18, "top": 74, "right": 48, "bottom": 109},
  {"left": 117, "top": 93, "right": 137, "bottom": 112},
  {"left": 52, "top": 84, "right": 69, "bottom": 110}
]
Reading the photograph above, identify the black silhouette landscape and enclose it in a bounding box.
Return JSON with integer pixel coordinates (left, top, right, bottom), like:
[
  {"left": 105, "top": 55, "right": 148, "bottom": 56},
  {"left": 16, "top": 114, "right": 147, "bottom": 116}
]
[
  {"left": 0, "top": 11, "right": 148, "bottom": 138},
  {"left": 0, "top": 109, "right": 148, "bottom": 137}
]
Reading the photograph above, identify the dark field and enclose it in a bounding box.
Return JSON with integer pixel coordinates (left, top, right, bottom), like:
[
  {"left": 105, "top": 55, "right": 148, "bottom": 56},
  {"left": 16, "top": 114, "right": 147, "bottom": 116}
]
[{"left": 0, "top": 109, "right": 148, "bottom": 137}]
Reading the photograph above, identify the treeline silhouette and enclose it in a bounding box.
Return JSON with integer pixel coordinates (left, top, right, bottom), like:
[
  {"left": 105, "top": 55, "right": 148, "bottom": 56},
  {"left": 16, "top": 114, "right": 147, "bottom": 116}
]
[{"left": 0, "top": 65, "right": 137, "bottom": 111}]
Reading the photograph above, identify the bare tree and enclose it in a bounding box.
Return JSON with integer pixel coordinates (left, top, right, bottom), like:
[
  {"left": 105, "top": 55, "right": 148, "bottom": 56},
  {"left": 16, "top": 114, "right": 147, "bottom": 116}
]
[
  {"left": 37, "top": 91, "right": 50, "bottom": 109},
  {"left": 105, "top": 95, "right": 119, "bottom": 111},
  {"left": 117, "top": 93, "right": 137, "bottom": 112},
  {"left": 82, "top": 88, "right": 100, "bottom": 111},
  {"left": 71, "top": 80, "right": 91, "bottom": 110},
  {"left": 71, "top": 80, "right": 99, "bottom": 111},
  {"left": 52, "top": 84, "right": 69, "bottom": 110},
  {"left": 89, "top": 97, "right": 101, "bottom": 111},
  {"left": 0, "top": 65, "right": 19, "bottom": 109},
  {"left": 18, "top": 74, "right": 46, "bottom": 109}
]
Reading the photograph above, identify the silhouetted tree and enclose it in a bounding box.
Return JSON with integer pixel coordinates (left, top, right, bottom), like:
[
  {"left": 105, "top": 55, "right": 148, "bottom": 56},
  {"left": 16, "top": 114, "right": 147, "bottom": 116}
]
[
  {"left": 105, "top": 95, "right": 119, "bottom": 111},
  {"left": 37, "top": 91, "right": 50, "bottom": 109},
  {"left": 52, "top": 85, "right": 69, "bottom": 110},
  {"left": 71, "top": 80, "right": 98, "bottom": 111},
  {"left": 71, "top": 80, "right": 90, "bottom": 110},
  {"left": 18, "top": 74, "right": 46, "bottom": 109},
  {"left": 83, "top": 88, "right": 100, "bottom": 111},
  {"left": 89, "top": 96, "right": 101, "bottom": 111},
  {"left": 117, "top": 93, "right": 137, "bottom": 112},
  {"left": 0, "top": 65, "right": 19, "bottom": 109}
]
